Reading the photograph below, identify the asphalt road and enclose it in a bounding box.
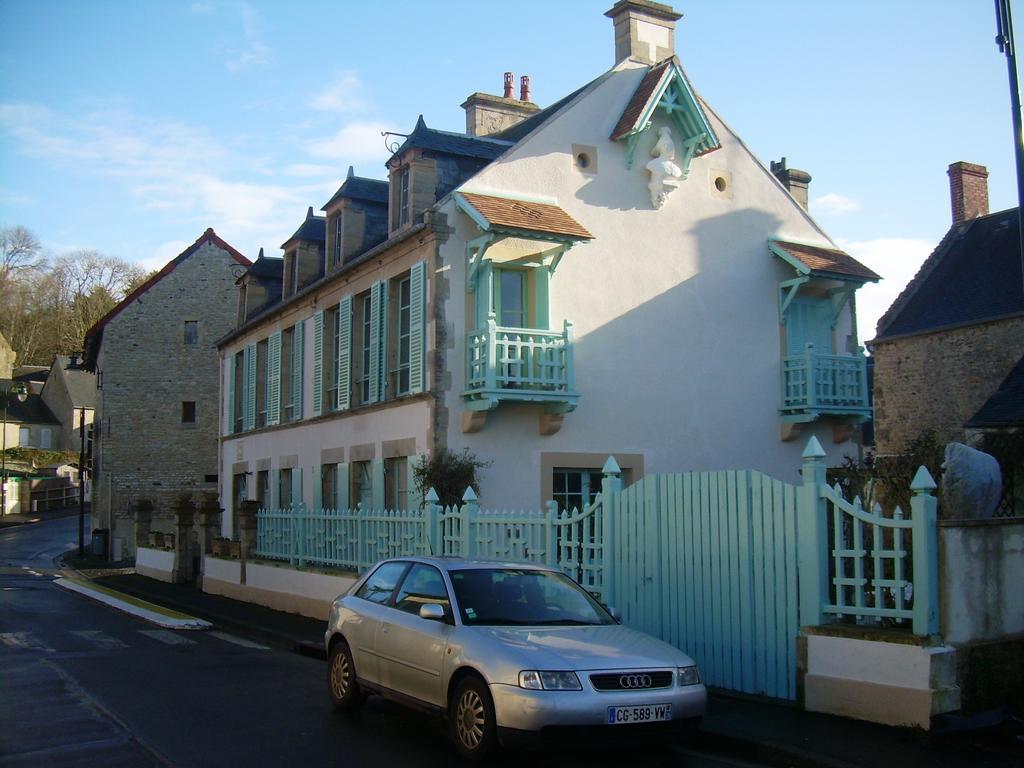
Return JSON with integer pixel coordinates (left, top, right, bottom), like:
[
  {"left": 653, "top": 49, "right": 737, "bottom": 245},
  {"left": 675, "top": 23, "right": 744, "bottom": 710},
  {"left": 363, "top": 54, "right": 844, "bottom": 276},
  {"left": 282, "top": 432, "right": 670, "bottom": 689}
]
[{"left": 0, "top": 518, "right": 763, "bottom": 768}]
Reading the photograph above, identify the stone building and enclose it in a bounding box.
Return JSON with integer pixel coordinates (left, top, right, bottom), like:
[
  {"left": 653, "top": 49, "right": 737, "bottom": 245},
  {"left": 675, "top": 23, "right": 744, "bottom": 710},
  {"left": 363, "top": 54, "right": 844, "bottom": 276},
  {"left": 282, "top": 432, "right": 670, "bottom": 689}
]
[
  {"left": 870, "top": 162, "right": 1024, "bottom": 455},
  {"left": 83, "top": 229, "right": 250, "bottom": 558},
  {"left": 39, "top": 355, "right": 95, "bottom": 452},
  {"left": 216, "top": 0, "right": 880, "bottom": 534}
]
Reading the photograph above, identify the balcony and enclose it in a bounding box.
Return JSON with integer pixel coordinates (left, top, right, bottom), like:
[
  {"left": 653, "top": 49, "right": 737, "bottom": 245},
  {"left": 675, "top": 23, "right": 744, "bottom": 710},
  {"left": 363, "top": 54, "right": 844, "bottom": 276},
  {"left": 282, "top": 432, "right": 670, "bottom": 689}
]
[
  {"left": 781, "top": 344, "right": 870, "bottom": 421},
  {"left": 463, "top": 316, "right": 579, "bottom": 417}
]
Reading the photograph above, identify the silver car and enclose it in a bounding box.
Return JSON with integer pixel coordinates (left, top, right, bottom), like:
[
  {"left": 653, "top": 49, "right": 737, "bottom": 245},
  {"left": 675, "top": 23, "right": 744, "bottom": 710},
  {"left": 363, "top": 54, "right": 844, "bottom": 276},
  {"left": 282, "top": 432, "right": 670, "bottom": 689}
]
[{"left": 325, "top": 557, "right": 706, "bottom": 759}]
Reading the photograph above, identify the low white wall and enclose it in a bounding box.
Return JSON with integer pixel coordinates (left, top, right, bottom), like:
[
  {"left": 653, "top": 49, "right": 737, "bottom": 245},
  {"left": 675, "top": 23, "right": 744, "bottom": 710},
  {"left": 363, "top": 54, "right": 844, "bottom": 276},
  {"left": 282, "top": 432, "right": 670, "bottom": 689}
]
[
  {"left": 201, "top": 555, "right": 357, "bottom": 621},
  {"left": 803, "top": 633, "right": 959, "bottom": 729},
  {"left": 136, "top": 546, "right": 175, "bottom": 583},
  {"left": 940, "top": 518, "right": 1024, "bottom": 646}
]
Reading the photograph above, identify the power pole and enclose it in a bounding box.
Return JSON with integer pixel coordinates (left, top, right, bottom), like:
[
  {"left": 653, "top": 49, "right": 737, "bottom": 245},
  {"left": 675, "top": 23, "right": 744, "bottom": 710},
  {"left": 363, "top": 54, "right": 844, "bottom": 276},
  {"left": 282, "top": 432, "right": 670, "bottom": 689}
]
[
  {"left": 995, "top": 0, "right": 1024, "bottom": 292},
  {"left": 79, "top": 406, "right": 86, "bottom": 557}
]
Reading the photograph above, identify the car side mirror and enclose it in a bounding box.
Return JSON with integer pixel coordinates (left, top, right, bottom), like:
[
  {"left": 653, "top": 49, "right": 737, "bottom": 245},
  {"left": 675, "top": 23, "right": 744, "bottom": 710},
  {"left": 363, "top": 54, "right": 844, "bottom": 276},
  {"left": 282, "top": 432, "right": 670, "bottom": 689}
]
[{"left": 419, "top": 603, "right": 446, "bottom": 621}]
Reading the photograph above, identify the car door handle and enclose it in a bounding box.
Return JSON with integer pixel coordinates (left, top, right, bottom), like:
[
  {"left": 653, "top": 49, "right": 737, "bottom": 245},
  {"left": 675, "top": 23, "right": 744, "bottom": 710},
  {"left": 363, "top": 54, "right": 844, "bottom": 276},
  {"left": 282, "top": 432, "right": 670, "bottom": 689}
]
[{"left": 380, "top": 623, "right": 390, "bottom": 635}]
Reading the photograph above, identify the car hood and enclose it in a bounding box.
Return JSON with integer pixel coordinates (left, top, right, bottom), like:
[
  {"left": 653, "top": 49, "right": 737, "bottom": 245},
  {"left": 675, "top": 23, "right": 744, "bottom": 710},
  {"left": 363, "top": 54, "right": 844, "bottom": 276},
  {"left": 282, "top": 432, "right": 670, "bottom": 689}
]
[{"left": 464, "top": 623, "right": 695, "bottom": 671}]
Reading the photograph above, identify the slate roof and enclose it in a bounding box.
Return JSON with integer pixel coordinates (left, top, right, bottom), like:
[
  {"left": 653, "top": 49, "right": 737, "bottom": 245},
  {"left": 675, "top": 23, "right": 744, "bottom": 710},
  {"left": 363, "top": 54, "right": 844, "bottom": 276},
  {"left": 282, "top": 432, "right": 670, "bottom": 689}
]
[
  {"left": 875, "top": 208, "right": 1023, "bottom": 340},
  {"left": 772, "top": 240, "right": 881, "bottom": 282},
  {"left": 322, "top": 174, "right": 389, "bottom": 210},
  {"left": 13, "top": 366, "right": 49, "bottom": 384},
  {"left": 281, "top": 209, "right": 326, "bottom": 248},
  {"left": 0, "top": 379, "right": 59, "bottom": 425},
  {"left": 492, "top": 79, "right": 600, "bottom": 144},
  {"left": 967, "top": 354, "right": 1024, "bottom": 428},
  {"left": 611, "top": 58, "right": 674, "bottom": 140},
  {"left": 83, "top": 228, "right": 250, "bottom": 371},
  {"left": 393, "top": 116, "right": 512, "bottom": 162},
  {"left": 458, "top": 193, "right": 594, "bottom": 240},
  {"left": 245, "top": 253, "right": 284, "bottom": 281},
  {"left": 54, "top": 356, "right": 96, "bottom": 408}
]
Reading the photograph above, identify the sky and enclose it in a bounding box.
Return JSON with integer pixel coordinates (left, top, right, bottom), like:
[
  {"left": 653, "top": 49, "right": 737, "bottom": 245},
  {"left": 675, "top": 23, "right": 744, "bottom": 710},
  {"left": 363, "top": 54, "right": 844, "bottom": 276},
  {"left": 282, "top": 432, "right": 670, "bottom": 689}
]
[{"left": 0, "top": 0, "right": 1019, "bottom": 344}]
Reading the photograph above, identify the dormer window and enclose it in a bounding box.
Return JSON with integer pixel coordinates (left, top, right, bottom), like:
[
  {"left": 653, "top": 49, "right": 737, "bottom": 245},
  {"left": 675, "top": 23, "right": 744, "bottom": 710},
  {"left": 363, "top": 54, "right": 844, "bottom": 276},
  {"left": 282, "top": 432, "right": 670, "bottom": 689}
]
[{"left": 393, "top": 166, "right": 410, "bottom": 230}]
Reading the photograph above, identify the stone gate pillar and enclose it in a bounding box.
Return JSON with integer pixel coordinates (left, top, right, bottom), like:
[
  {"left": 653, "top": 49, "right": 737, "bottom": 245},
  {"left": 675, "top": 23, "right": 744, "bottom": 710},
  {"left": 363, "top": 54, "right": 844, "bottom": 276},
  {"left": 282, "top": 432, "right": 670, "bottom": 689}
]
[
  {"left": 237, "top": 500, "right": 260, "bottom": 585},
  {"left": 197, "top": 494, "right": 222, "bottom": 557},
  {"left": 172, "top": 497, "right": 196, "bottom": 583}
]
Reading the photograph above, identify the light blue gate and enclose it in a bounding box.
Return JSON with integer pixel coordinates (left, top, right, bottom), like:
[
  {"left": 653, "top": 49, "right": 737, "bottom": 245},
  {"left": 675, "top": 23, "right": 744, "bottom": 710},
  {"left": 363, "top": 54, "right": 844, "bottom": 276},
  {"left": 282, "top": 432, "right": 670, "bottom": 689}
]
[{"left": 604, "top": 468, "right": 801, "bottom": 700}]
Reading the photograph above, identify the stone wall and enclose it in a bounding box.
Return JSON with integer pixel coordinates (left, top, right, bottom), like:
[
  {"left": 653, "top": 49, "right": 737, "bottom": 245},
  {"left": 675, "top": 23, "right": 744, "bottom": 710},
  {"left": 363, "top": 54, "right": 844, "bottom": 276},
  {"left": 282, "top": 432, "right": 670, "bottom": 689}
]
[
  {"left": 870, "top": 316, "right": 1024, "bottom": 455},
  {"left": 91, "top": 241, "right": 242, "bottom": 555}
]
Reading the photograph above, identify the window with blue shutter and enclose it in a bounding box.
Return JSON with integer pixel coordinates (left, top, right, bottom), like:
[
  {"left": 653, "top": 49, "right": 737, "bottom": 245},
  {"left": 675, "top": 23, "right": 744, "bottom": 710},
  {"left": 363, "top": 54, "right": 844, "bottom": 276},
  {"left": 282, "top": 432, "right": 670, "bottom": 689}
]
[
  {"left": 244, "top": 343, "right": 256, "bottom": 431},
  {"left": 225, "top": 354, "right": 235, "bottom": 435},
  {"left": 266, "top": 331, "right": 282, "bottom": 426},
  {"left": 337, "top": 296, "right": 352, "bottom": 410},
  {"left": 408, "top": 262, "right": 426, "bottom": 394},
  {"left": 312, "top": 310, "right": 324, "bottom": 416}
]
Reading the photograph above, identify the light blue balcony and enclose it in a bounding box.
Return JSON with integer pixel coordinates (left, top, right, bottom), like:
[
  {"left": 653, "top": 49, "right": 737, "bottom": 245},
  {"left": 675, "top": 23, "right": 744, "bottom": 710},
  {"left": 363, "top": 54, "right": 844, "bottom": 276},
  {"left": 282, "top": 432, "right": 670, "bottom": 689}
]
[
  {"left": 463, "top": 316, "right": 579, "bottom": 413},
  {"left": 781, "top": 344, "right": 870, "bottom": 421}
]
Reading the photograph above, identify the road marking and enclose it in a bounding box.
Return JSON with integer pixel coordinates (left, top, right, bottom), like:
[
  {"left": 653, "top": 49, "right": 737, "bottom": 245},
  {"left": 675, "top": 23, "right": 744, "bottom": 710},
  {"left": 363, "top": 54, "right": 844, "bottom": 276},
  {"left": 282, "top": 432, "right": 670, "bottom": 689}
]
[
  {"left": 70, "top": 630, "right": 129, "bottom": 650},
  {"left": 209, "top": 631, "right": 270, "bottom": 650},
  {"left": 0, "top": 631, "right": 55, "bottom": 652},
  {"left": 138, "top": 629, "right": 197, "bottom": 646}
]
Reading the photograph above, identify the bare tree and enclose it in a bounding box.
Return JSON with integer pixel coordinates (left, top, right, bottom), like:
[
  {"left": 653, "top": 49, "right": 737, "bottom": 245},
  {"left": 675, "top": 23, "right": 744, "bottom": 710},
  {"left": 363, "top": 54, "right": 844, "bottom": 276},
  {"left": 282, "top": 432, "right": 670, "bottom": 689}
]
[{"left": 0, "top": 226, "right": 44, "bottom": 287}]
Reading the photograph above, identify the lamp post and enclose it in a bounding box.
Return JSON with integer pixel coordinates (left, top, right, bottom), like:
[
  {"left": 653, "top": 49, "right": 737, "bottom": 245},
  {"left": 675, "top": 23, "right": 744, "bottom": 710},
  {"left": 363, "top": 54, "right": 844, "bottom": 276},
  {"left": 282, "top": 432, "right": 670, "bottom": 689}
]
[{"left": 1, "top": 382, "right": 29, "bottom": 517}]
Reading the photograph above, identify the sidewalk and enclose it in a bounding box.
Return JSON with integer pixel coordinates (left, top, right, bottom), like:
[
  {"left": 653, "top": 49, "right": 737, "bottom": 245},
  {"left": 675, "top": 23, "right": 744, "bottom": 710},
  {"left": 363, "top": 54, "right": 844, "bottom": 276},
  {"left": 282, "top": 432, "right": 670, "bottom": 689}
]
[{"left": 87, "top": 570, "right": 1022, "bottom": 768}]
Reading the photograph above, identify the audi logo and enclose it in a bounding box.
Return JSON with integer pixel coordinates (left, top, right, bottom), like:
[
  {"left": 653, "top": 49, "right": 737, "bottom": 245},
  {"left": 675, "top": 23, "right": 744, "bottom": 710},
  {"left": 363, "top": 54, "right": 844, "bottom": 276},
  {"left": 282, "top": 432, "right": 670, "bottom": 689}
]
[{"left": 618, "top": 674, "right": 652, "bottom": 689}]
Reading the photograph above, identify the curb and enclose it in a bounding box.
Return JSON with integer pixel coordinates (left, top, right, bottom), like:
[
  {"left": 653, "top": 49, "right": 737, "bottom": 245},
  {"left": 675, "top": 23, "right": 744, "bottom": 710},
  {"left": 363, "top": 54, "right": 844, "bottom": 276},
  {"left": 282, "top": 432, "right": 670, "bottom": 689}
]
[{"left": 55, "top": 577, "right": 212, "bottom": 630}]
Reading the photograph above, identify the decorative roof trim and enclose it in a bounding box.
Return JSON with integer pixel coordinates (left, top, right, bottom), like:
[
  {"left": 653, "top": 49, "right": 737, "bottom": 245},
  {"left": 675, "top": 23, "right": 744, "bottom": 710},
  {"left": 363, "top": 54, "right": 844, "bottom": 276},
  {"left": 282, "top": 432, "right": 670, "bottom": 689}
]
[
  {"left": 454, "top": 191, "right": 594, "bottom": 241},
  {"left": 769, "top": 239, "right": 881, "bottom": 283}
]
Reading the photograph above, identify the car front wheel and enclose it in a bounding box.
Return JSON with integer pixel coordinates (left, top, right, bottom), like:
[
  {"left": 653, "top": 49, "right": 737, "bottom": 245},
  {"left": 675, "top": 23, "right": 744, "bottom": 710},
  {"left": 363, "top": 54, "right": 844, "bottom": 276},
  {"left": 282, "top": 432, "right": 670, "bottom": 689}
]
[
  {"left": 450, "top": 676, "right": 497, "bottom": 760},
  {"left": 327, "top": 641, "right": 360, "bottom": 710}
]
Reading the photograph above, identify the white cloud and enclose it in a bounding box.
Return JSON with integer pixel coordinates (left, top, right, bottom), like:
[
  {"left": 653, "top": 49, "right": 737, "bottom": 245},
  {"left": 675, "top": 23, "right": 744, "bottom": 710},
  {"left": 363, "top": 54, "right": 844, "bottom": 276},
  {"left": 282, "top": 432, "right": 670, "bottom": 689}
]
[
  {"left": 307, "top": 121, "right": 391, "bottom": 164},
  {"left": 838, "top": 237, "right": 934, "bottom": 345},
  {"left": 138, "top": 240, "right": 191, "bottom": 272},
  {"left": 225, "top": 3, "right": 270, "bottom": 72},
  {"left": 311, "top": 71, "right": 369, "bottom": 114},
  {"left": 812, "top": 193, "right": 860, "bottom": 216},
  {"left": 282, "top": 163, "right": 337, "bottom": 178}
]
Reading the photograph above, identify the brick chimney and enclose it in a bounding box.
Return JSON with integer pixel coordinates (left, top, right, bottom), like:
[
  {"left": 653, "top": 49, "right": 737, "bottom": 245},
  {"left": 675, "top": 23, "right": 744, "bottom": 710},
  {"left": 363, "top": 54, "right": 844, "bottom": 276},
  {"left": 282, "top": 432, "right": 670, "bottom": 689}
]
[
  {"left": 462, "top": 72, "right": 541, "bottom": 137},
  {"left": 604, "top": 0, "right": 681, "bottom": 66},
  {"left": 770, "top": 157, "right": 812, "bottom": 212},
  {"left": 947, "top": 161, "right": 989, "bottom": 225}
]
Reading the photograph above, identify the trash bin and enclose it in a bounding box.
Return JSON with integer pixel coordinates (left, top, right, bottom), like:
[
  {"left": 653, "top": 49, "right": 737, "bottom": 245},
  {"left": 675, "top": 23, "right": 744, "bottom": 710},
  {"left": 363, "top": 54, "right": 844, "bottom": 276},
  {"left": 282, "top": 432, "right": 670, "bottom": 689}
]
[{"left": 91, "top": 528, "right": 109, "bottom": 558}]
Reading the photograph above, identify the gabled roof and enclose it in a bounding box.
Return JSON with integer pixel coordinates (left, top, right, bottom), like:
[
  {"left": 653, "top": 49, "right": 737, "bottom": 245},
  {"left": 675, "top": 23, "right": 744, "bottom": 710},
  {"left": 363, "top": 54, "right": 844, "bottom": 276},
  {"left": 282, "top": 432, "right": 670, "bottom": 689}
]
[
  {"left": 492, "top": 78, "right": 602, "bottom": 144},
  {"left": 392, "top": 116, "right": 512, "bottom": 163},
  {"left": 52, "top": 355, "right": 96, "bottom": 408},
  {"left": 609, "top": 57, "right": 720, "bottom": 161},
  {"left": 456, "top": 192, "right": 593, "bottom": 240},
  {"left": 281, "top": 207, "right": 326, "bottom": 249},
  {"left": 875, "top": 208, "right": 1023, "bottom": 341},
  {"left": 0, "top": 379, "right": 59, "bottom": 425},
  {"left": 967, "top": 353, "right": 1024, "bottom": 428},
  {"left": 244, "top": 251, "right": 284, "bottom": 281},
  {"left": 83, "top": 228, "right": 250, "bottom": 371},
  {"left": 322, "top": 166, "right": 389, "bottom": 210},
  {"left": 770, "top": 240, "right": 880, "bottom": 282}
]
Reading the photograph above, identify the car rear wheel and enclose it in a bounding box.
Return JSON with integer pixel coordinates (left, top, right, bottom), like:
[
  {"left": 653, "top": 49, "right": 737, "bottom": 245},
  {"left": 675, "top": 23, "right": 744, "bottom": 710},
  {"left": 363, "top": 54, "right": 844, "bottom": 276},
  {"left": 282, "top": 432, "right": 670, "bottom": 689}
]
[
  {"left": 328, "top": 641, "right": 360, "bottom": 710},
  {"left": 450, "top": 676, "right": 496, "bottom": 760}
]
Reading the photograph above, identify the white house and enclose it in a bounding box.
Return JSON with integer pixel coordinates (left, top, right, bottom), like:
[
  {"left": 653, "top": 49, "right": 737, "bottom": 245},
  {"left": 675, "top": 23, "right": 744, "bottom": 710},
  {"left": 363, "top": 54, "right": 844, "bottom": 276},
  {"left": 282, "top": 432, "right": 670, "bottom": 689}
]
[{"left": 216, "top": 0, "right": 878, "bottom": 532}]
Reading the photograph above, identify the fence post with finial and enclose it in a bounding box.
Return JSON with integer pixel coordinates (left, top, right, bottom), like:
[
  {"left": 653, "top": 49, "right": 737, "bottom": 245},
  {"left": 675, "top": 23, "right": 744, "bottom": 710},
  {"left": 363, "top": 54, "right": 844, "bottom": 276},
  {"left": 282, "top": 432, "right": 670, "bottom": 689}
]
[
  {"left": 798, "top": 436, "right": 828, "bottom": 628},
  {"left": 910, "top": 466, "right": 939, "bottom": 636}
]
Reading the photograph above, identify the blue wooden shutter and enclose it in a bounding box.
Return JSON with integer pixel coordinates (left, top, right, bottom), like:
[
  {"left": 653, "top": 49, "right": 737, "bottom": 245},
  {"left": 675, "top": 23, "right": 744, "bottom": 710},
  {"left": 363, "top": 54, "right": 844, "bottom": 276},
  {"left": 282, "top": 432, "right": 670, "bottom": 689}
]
[
  {"left": 271, "top": 468, "right": 281, "bottom": 509},
  {"left": 225, "top": 354, "right": 235, "bottom": 435},
  {"left": 408, "top": 262, "right": 426, "bottom": 394},
  {"left": 244, "top": 343, "right": 257, "bottom": 431},
  {"left": 312, "top": 310, "right": 324, "bottom": 415},
  {"left": 292, "top": 320, "right": 304, "bottom": 420},
  {"left": 368, "top": 281, "right": 386, "bottom": 403},
  {"left": 312, "top": 464, "right": 322, "bottom": 511},
  {"left": 337, "top": 462, "right": 350, "bottom": 511},
  {"left": 266, "top": 331, "right": 282, "bottom": 426},
  {"left": 371, "top": 459, "right": 385, "bottom": 511},
  {"left": 337, "top": 297, "right": 352, "bottom": 411},
  {"left": 292, "top": 467, "right": 303, "bottom": 508}
]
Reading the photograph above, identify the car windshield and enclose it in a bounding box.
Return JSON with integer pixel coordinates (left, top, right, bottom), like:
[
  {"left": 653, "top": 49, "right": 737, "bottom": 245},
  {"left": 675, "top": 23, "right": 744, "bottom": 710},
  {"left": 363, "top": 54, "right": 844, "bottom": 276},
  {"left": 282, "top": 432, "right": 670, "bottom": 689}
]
[{"left": 449, "top": 568, "right": 615, "bottom": 627}]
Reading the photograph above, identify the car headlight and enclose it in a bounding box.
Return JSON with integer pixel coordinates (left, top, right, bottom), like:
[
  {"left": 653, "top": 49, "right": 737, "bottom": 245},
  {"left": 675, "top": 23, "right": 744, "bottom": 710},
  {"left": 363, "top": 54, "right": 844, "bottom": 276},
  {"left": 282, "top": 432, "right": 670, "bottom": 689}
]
[
  {"left": 518, "top": 670, "right": 582, "bottom": 691},
  {"left": 677, "top": 666, "right": 701, "bottom": 686}
]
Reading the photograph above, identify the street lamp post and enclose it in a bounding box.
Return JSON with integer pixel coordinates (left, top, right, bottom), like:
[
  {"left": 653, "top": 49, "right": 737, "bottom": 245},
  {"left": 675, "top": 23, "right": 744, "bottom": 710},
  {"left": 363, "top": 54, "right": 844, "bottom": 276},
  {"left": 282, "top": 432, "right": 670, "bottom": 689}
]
[{"left": 1, "top": 382, "right": 29, "bottom": 517}]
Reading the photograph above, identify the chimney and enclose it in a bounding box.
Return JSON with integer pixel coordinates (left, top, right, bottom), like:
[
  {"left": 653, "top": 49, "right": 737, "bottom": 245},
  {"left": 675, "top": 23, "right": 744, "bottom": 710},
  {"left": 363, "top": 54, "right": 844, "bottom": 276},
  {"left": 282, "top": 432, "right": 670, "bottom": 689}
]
[
  {"left": 462, "top": 73, "right": 541, "bottom": 137},
  {"left": 771, "top": 157, "right": 812, "bottom": 212},
  {"left": 604, "top": 1, "right": 681, "bottom": 66},
  {"left": 947, "top": 161, "right": 989, "bottom": 225}
]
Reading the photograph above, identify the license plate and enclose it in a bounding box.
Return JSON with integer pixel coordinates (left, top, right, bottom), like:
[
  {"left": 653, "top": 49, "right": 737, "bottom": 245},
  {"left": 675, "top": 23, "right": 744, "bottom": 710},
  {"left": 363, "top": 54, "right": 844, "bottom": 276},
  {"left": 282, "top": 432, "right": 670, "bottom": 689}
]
[{"left": 606, "top": 704, "right": 672, "bottom": 725}]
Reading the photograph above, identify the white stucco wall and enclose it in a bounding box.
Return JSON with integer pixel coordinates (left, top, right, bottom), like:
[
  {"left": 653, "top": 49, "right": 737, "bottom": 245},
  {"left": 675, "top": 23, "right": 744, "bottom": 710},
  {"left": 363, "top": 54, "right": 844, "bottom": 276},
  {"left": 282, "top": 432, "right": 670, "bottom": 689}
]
[{"left": 440, "top": 62, "right": 863, "bottom": 508}]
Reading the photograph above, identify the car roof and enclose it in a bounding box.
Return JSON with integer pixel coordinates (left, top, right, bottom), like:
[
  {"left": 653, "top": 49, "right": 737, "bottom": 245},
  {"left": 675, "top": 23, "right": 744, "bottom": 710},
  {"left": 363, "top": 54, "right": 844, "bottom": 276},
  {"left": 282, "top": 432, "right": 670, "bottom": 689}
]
[{"left": 379, "top": 556, "right": 555, "bottom": 573}]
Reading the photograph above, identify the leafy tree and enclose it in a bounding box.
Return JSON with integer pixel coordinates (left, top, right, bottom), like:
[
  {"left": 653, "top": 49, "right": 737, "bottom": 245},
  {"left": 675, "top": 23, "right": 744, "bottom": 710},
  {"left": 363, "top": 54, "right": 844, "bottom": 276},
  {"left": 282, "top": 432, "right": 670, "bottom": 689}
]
[{"left": 413, "top": 449, "right": 491, "bottom": 508}]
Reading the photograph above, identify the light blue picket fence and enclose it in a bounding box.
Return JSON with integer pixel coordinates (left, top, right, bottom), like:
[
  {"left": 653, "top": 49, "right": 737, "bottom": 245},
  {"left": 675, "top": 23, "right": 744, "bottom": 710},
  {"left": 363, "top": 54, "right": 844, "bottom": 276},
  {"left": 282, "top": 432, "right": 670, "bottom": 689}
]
[{"left": 254, "top": 439, "right": 938, "bottom": 701}]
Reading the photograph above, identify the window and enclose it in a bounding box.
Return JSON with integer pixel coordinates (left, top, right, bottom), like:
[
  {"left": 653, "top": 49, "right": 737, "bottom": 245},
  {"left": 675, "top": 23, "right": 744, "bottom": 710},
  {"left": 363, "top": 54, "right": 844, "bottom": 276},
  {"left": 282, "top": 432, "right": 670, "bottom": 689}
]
[
  {"left": 552, "top": 468, "right": 604, "bottom": 513},
  {"left": 40, "top": 428, "right": 52, "bottom": 449},
  {"left": 233, "top": 473, "right": 248, "bottom": 512},
  {"left": 182, "top": 401, "right": 196, "bottom": 423},
  {"left": 351, "top": 461, "right": 372, "bottom": 509},
  {"left": 233, "top": 350, "right": 245, "bottom": 433},
  {"left": 496, "top": 269, "right": 527, "bottom": 328},
  {"left": 393, "top": 166, "right": 410, "bottom": 229},
  {"left": 333, "top": 213, "right": 343, "bottom": 266},
  {"left": 18, "top": 427, "right": 29, "bottom": 447},
  {"left": 324, "top": 305, "right": 340, "bottom": 411},
  {"left": 390, "top": 275, "right": 412, "bottom": 396},
  {"left": 279, "top": 468, "right": 293, "bottom": 509},
  {"left": 356, "top": 561, "right": 408, "bottom": 605},
  {"left": 184, "top": 321, "right": 198, "bottom": 345},
  {"left": 281, "top": 327, "right": 295, "bottom": 421},
  {"left": 394, "top": 564, "right": 450, "bottom": 616},
  {"left": 256, "top": 470, "right": 269, "bottom": 508},
  {"left": 385, "top": 456, "right": 408, "bottom": 510},
  {"left": 321, "top": 463, "right": 338, "bottom": 510},
  {"left": 357, "top": 293, "right": 372, "bottom": 405},
  {"left": 785, "top": 297, "right": 834, "bottom": 356},
  {"left": 256, "top": 339, "right": 268, "bottom": 427}
]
